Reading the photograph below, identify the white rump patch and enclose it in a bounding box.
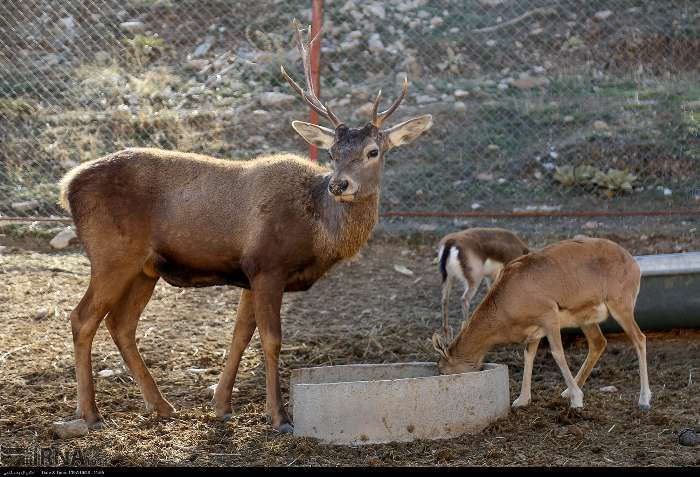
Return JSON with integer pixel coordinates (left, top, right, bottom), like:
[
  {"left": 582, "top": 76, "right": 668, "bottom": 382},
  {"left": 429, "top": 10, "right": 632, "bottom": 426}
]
[{"left": 446, "top": 247, "right": 468, "bottom": 285}]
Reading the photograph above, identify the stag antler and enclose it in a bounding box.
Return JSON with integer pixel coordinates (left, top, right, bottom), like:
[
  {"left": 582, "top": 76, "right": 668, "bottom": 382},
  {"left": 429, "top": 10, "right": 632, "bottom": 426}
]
[
  {"left": 370, "top": 76, "right": 409, "bottom": 128},
  {"left": 280, "top": 19, "right": 343, "bottom": 128}
]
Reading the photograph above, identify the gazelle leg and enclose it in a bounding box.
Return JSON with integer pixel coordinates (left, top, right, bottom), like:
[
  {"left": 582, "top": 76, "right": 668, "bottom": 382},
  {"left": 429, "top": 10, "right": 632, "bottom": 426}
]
[
  {"left": 460, "top": 276, "right": 481, "bottom": 326},
  {"left": 545, "top": 326, "right": 583, "bottom": 408},
  {"left": 213, "top": 290, "right": 257, "bottom": 420},
  {"left": 441, "top": 276, "right": 454, "bottom": 340},
  {"left": 104, "top": 273, "right": 174, "bottom": 417},
  {"left": 513, "top": 338, "right": 541, "bottom": 407},
  {"left": 608, "top": 301, "right": 651, "bottom": 410},
  {"left": 562, "top": 323, "right": 606, "bottom": 399}
]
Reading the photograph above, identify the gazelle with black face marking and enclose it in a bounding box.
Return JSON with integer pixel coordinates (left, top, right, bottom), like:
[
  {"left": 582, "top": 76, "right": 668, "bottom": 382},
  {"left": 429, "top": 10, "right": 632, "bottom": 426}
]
[
  {"left": 437, "top": 227, "right": 529, "bottom": 339},
  {"left": 432, "top": 238, "right": 651, "bottom": 411},
  {"left": 58, "top": 20, "right": 432, "bottom": 433}
]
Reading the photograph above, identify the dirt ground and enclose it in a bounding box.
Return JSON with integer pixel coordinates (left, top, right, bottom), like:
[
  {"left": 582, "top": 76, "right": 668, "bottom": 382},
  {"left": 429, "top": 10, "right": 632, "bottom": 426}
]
[{"left": 1, "top": 231, "right": 699, "bottom": 467}]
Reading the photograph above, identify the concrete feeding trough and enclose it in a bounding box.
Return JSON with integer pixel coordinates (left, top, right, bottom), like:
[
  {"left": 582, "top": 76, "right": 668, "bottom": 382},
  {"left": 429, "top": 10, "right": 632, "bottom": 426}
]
[{"left": 290, "top": 362, "right": 509, "bottom": 445}]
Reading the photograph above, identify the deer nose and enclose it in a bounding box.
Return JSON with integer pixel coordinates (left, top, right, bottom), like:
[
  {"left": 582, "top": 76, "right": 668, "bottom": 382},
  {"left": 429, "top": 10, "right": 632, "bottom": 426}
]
[{"left": 329, "top": 179, "right": 349, "bottom": 196}]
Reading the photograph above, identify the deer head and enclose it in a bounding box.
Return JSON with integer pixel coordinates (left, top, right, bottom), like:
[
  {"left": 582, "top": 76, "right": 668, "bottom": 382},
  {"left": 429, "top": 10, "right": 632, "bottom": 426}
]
[{"left": 281, "top": 20, "right": 433, "bottom": 203}]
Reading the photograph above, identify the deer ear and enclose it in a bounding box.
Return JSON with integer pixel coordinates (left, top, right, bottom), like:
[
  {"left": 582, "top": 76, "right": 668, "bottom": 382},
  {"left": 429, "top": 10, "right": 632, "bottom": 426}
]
[
  {"left": 384, "top": 114, "right": 433, "bottom": 150},
  {"left": 432, "top": 331, "right": 449, "bottom": 360},
  {"left": 292, "top": 121, "right": 335, "bottom": 150}
]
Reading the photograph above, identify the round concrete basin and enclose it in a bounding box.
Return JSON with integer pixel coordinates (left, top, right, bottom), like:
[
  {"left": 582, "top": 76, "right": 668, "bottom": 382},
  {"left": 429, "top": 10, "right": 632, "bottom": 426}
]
[{"left": 290, "top": 362, "right": 509, "bottom": 445}]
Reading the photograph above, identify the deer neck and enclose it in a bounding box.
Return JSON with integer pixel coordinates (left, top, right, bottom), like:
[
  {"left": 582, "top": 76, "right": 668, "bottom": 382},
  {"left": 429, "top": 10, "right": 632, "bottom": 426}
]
[{"left": 312, "top": 173, "right": 380, "bottom": 260}]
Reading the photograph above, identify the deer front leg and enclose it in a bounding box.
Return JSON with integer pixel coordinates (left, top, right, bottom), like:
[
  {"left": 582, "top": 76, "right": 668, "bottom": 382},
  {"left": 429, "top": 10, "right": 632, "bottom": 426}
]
[
  {"left": 250, "top": 273, "right": 293, "bottom": 433},
  {"left": 213, "top": 289, "right": 256, "bottom": 420},
  {"left": 546, "top": 327, "right": 583, "bottom": 408},
  {"left": 512, "top": 338, "right": 540, "bottom": 407}
]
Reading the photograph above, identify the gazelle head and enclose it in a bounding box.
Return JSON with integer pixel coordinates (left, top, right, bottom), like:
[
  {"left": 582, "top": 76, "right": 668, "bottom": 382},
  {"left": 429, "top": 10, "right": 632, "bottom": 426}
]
[
  {"left": 432, "top": 331, "right": 480, "bottom": 375},
  {"left": 281, "top": 20, "right": 432, "bottom": 203}
]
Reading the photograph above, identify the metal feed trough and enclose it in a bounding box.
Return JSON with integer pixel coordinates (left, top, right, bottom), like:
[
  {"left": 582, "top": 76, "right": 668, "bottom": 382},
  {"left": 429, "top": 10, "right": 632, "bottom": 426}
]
[{"left": 290, "top": 362, "right": 509, "bottom": 445}]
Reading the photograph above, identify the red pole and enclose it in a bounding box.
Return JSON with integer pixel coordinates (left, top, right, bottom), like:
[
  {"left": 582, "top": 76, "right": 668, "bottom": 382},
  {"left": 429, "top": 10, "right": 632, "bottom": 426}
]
[{"left": 309, "top": 0, "right": 323, "bottom": 162}]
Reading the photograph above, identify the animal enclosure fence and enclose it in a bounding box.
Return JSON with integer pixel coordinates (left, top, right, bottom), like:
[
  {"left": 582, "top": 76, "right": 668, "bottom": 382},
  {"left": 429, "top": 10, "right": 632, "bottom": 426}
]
[{"left": 1, "top": 0, "right": 699, "bottom": 223}]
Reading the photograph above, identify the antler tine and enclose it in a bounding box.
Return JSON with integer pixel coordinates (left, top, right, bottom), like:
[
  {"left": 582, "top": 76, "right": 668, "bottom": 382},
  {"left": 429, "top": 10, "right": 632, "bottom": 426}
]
[
  {"left": 373, "top": 76, "right": 409, "bottom": 127},
  {"left": 282, "top": 18, "right": 343, "bottom": 128},
  {"left": 370, "top": 89, "right": 382, "bottom": 127}
]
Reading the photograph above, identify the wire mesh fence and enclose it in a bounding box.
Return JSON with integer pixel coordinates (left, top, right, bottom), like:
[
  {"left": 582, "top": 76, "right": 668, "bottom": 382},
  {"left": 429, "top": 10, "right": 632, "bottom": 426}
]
[{"left": 1, "top": 0, "right": 699, "bottom": 221}]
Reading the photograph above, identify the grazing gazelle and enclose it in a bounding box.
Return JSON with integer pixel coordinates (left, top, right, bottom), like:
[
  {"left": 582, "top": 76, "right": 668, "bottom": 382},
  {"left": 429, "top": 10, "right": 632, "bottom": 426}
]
[
  {"left": 437, "top": 228, "right": 529, "bottom": 338},
  {"left": 57, "top": 20, "right": 432, "bottom": 433},
  {"left": 432, "top": 237, "right": 651, "bottom": 411}
]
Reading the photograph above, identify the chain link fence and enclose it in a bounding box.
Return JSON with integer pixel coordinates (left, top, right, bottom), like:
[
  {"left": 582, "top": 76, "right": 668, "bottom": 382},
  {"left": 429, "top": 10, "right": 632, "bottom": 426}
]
[{"left": 1, "top": 0, "right": 699, "bottom": 222}]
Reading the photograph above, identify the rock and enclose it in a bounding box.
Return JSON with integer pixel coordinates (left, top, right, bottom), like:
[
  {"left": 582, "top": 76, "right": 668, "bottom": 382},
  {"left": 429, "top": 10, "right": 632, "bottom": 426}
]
[
  {"left": 393, "top": 265, "right": 414, "bottom": 276},
  {"left": 563, "top": 115, "right": 574, "bottom": 123},
  {"left": 11, "top": 200, "right": 40, "bottom": 212},
  {"left": 430, "top": 16, "right": 443, "bottom": 28},
  {"left": 364, "top": 3, "right": 386, "bottom": 19},
  {"left": 52, "top": 419, "right": 89, "bottom": 439},
  {"left": 368, "top": 33, "right": 384, "bottom": 53},
  {"left": 453, "top": 89, "right": 469, "bottom": 99},
  {"left": 663, "top": 188, "right": 672, "bottom": 197},
  {"left": 453, "top": 101, "right": 467, "bottom": 113},
  {"left": 593, "top": 120, "right": 609, "bottom": 130},
  {"left": 479, "top": 0, "right": 505, "bottom": 5},
  {"left": 487, "top": 144, "right": 500, "bottom": 151},
  {"left": 188, "top": 368, "right": 208, "bottom": 374},
  {"left": 192, "top": 36, "right": 215, "bottom": 58},
  {"left": 97, "top": 369, "right": 120, "bottom": 378},
  {"left": 415, "top": 94, "right": 437, "bottom": 104},
  {"left": 59, "top": 16, "right": 76, "bottom": 31},
  {"left": 583, "top": 221, "right": 599, "bottom": 230},
  {"left": 186, "top": 59, "right": 209, "bottom": 72},
  {"left": 119, "top": 21, "right": 145, "bottom": 33},
  {"left": 471, "top": 203, "right": 482, "bottom": 210},
  {"left": 511, "top": 76, "right": 549, "bottom": 90},
  {"left": 594, "top": 10, "right": 613, "bottom": 21},
  {"left": 486, "top": 40, "right": 496, "bottom": 47},
  {"left": 50, "top": 227, "right": 77, "bottom": 250},
  {"left": 33, "top": 307, "right": 55, "bottom": 321},
  {"left": 259, "top": 92, "right": 295, "bottom": 108},
  {"left": 476, "top": 172, "right": 494, "bottom": 181},
  {"left": 599, "top": 385, "right": 618, "bottom": 393},
  {"left": 679, "top": 428, "right": 697, "bottom": 447}
]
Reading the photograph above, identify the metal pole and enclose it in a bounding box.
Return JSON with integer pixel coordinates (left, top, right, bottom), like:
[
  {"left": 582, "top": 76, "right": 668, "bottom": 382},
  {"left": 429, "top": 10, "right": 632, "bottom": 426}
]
[{"left": 309, "top": 0, "right": 323, "bottom": 162}]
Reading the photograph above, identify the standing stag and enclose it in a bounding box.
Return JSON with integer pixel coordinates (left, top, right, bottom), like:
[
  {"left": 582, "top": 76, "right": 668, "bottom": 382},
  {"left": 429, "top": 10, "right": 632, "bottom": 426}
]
[
  {"left": 437, "top": 227, "right": 529, "bottom": 338},
  {"left": 58, "top": 20, "right": 432, "bottom": 432},
  {"left": 432, "top": 238, "right": 651, "bottom": 411}
]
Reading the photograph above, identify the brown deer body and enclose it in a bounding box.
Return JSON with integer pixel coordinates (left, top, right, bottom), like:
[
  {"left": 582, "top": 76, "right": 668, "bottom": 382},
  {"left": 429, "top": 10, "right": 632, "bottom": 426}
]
[
  {"left": 432, "top": 237, "right": 651, "bottom": 411},
  {"left": 437, "top": 228, "right": 529, "bottom": 338},
  {"left": 59, "top": 22, "right": 432, "bottom": 432}
]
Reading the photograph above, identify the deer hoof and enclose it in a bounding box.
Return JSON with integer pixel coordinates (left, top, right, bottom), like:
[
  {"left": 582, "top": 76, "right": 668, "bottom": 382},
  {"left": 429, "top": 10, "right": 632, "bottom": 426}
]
[
  {"left": 217, "top": 412, "right": 233, "bottom": 422},
  {"left": 638, "top": 403, "right": 651, "bottom": 412},
  {"left": 277, "top": 422, "right": 294, "bottom": 434}
]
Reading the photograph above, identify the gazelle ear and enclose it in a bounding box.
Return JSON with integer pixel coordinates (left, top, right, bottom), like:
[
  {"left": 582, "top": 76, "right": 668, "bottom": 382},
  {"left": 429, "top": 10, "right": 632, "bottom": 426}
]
[
  {"left": 432, "top": 332, "right": 449, "bottom": 360},
  {"left": 292, "top": 121, "right": 335, "bottom": 150},
  {"left": 384, "top": 114, "right": 433, "bottom": 150}
]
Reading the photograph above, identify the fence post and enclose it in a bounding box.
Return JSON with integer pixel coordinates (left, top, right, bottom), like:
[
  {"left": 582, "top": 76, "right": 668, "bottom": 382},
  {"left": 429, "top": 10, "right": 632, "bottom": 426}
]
[{"left": 309, "top": 0, "right": 323, "bottom": 162}]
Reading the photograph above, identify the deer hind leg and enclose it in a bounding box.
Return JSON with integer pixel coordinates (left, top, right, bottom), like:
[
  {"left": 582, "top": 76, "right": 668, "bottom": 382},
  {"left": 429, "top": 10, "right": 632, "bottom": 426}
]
[
  {"left": 104, "top": 272, "right": 174, "bottom": 417},
  {"left": 214, "top": 289, "right": 256, "bottom": 420},
  {"left": 561, "top": 322, "right": 607, "bottom": 399},
  {"left": 607, "top": 299, "right": 651, "bottom": 410},
  {"left": 544, "top": 320, "right": 584, "bottom": 408},
  {"left": 441, "top": 276, "right": 454, "bottom": 340},
  {"left": 70, "top": 269, "right": 135, "bottom": 427},
  {"left": 251, "top": 273, "right": 293, "bottom": 433},
  {"left": 513, "top": 338, "right": 541, "bottom": 407}
]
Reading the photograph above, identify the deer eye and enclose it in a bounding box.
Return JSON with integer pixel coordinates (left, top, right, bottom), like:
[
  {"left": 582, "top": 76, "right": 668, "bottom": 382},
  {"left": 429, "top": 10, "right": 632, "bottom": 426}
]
[{"left": 367, "top": 149, "right": 379, "bottom": 159}]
